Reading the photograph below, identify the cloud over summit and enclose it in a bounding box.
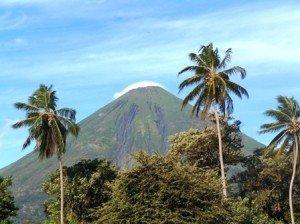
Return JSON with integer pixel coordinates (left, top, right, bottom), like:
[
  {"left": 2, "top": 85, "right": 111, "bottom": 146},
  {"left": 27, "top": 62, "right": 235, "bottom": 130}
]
[{"left": 113, "top": 81, "right": 164, "bottom": 99}]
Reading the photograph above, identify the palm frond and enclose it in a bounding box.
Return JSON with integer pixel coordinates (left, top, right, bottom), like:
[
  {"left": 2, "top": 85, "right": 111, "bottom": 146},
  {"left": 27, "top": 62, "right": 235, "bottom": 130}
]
[
  {"left": 178, "top": 66, "right": 200, "bottom": 76},
  {"left": 218, "top": 48, "right": 232, "bottom": 69},
  {"left": 14, "top": 102, "right": 40, "bottom": 112},
  {"left": 12, "top": 115, "right": 40, "bottom": 129},
  {"left": 178, "top": 76, "right": 203, "bottom": 92},
  {"left": 56, "top": 108, "right": 76, "bottom": 121},
  {"left": 219, "top": 94, "right": 233, "bottom": 116},
  {"left": 226, "top": 80, "right": 249, "bottom": 99},
  {"left": 181, "top": 84, "right": 204, "bottom": 110},
  {"left": 222, "top": 66, "right": 246, "bottom": 79},
  {"left": 22, "top": 135, "right": 33, "bottom": 149},
  {"left": 49, "top": 89, "right": 58, "bottom": 110},
  {"left": 188, "top": 53, "right": 199, "bottom": 62},
  {"left": 278, "top": 137, "right": 293, "bottom": 154},
  {"left": 191, "top": 91, "right": 208, "bottom": 117},
  {"left": 50, "top": 119, "right": 66, "bottom": 155},
  {"left": 36, "top": 131, "right": 47, "bottom": 160},
  {"left": 277, "top": 96, "right": 300, "bottom": 118},
  {"left": 57, "top": 116, "right": 80, "bottom": 137},
  {"left": 200, "top": 86, "right": 214, "bottom": 118},
  {"left": 264, "top": 109, "right": 291, "bottom": 123},
  {"left": 268, "top": 130, "right": 288, "bottom": 148},
  {"left": 259, "top": 122, "right": 287, "bottom": 134}
]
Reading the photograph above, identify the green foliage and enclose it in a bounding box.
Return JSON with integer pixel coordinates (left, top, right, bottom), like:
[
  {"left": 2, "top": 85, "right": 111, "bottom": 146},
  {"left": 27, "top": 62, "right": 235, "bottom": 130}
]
[
  {"left": 96, "top": 151, "right": 281, "bottom": 224},
  {"left": 0, "top": 176, "right": 18, "bottom": 222},
  {"left": 168, "top": 119, "right": 244, "bottom": 169},
  {"left": 42, "top": 159, "right": 117, "bottom": 223},
  {"left": 0, "top": 221, "right": 13, "bottom": 224},
  {"left": 228, "top": 198, "right": 284, "bottom": 224},
  {"left": 237, "top": 150, "right": 300, "bottom": 223},
  {"left": 95, "top": 125, "right": 281, "bottom": 224},
  {"left": 98, "top": 152, "right": 231, "bottom": 224}
]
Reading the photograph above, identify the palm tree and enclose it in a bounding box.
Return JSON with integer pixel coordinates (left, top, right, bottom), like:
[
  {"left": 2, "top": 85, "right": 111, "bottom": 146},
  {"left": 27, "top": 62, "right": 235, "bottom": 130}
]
[
  {"left": 260, "top": 96, "right": 300, "bottom": 224},
  {"left": 12, "top": 85, "right": 80, "bottom": 224},
  {"left": 178, "top": 43, "right": 248, "bottom": 198}
]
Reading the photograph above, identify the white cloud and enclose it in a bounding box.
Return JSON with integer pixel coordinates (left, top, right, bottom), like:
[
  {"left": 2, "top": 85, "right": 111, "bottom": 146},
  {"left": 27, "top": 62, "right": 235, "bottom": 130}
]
[
  {"left": 139, "top": 4, "right": 300, "bottom": 66},
  {"left": 113, "top": 81, "right": 164, "bottom": 99}
]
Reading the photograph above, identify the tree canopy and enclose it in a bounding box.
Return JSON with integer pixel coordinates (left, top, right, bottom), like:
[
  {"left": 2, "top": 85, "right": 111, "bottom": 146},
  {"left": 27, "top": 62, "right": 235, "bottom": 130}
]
[
  {"left": 42, "top": 159, "right": 117, "bottom": 223},
  {"left": 168, "top": 119, "right": 244, "bottom": 169},
  {"left": 98, "top": 152, "right": 230, "bottom": 224},
  {"left": 0, "top": 176, "right": 18, "bottom": 223}
]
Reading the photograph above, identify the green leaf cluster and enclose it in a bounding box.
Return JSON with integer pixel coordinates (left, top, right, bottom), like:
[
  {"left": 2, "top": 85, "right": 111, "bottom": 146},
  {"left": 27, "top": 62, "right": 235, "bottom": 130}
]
[
  {"left": 98, "top": 152, "right": 230, "bottom": 224},
  {"left": 42, "top": 159, "right": 117, "bottom": 223},
  {"left": 237, "top": 150, "right": 300, "bottom": 223},
  {"left": 168, "top": 120, "right": 243, "bottom": 170},
  {"left": 0, "top": 176, "right": 18, "bottom": 223}
]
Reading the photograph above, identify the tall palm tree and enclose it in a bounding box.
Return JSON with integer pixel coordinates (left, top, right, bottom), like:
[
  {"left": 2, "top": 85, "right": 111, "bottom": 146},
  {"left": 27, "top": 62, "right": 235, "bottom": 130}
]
[
  {"left": 12, "top": 85, "right": 80, "bottom": 224},
  {"left": 178, "top": 43, "right": 248, "bottom": 198},
  {"left": 260, "top": 96, "right": 300, "bottom": 224}
]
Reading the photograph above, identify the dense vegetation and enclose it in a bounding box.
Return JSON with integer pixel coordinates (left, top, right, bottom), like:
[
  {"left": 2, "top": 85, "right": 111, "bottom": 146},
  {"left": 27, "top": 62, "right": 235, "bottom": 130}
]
[
  {"left": 41, "top": 123, "right": 299, "bottom": 223},
  {"left": 0, "top": 177, "right": 18, "bottom": 223},
  {"left": 42, "top": 159, "right": 117, "bottom": 223},
  {"left": 237, "top": 150, "right": 300, "bottom": 223}
]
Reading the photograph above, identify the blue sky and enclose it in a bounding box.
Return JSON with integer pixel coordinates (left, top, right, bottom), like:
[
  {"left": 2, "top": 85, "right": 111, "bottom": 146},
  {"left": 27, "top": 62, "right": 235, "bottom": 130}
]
[{"left": 0, "top": 0, "right": 299, "bottom": 168}]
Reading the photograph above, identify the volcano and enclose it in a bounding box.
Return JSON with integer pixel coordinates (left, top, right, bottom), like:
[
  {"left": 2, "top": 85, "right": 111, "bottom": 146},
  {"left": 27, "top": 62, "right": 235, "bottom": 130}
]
[{"left": 0, "top": 86, "right": 263, "bottom": 221}]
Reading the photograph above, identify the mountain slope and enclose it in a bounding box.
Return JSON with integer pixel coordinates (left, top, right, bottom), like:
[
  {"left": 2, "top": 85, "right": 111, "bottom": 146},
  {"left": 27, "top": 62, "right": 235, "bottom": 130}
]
[{"left": 0, "top": 86, "right": 263, "bottom": 221}]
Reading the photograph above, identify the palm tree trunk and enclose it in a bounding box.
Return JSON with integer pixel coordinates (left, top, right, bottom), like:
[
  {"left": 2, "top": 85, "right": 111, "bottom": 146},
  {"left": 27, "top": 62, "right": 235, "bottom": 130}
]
[
  {"left": 214, "top": 110, "right": 228, "bottom": 198},
  {"left": 59, "top": 157, "right": 64, "bottom": 224},
  {"left": 289, "top": 135, "right": 299, "bottom": 224}
]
